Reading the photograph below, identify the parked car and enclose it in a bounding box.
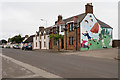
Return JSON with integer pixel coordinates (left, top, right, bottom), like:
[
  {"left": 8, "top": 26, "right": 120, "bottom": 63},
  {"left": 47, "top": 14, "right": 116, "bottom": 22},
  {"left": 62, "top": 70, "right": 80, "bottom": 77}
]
[
  {"left": 2, "top": 45, "right": 4, "bottom": 48},
  {"left": 13, "top": 44, "right": 20, "bottom": 49},
  {"left": 0, "top": 45, "right": 2, "bottom": 48},
  {"left": 6, "top": 45, "right": 10, "bottom": 48},
  {"left": 22, "top": 43, "right": 32, "bottom": 50}
]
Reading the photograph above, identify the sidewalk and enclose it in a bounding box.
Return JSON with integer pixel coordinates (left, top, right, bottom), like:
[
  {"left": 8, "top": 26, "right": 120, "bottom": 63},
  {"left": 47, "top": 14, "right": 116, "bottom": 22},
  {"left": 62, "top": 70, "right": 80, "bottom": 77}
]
[
  {"left": 63, "top": 48, "right": 118, "bottom": 60},
  {"left": 2, "top": 57, "right": 35, "bottom": 78}
]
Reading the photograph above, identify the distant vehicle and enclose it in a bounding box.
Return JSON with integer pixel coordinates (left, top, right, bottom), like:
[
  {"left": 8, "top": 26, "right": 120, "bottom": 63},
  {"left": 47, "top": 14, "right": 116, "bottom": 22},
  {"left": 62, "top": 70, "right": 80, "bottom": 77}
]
[
  {"left": 2, "top": 45, "right": 4, "bottom": 48},
  {"left": 13, "top": 44, "right": 20, "bottom": 49},
  {"left": 0, "top": 45, "right": 2, "bottom": 48},
  {"left": 6, "top": 45, "right": 10, "bottom": 48},
  {"left": 22, "top": 43, "right": 32, "bottom": 50}
]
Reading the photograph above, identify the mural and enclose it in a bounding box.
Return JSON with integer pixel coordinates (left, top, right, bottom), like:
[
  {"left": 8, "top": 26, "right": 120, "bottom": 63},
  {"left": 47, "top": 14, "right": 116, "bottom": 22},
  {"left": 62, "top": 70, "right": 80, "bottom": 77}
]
[{"left": 80, "top": 13, "right": 113, "bottom": 50}]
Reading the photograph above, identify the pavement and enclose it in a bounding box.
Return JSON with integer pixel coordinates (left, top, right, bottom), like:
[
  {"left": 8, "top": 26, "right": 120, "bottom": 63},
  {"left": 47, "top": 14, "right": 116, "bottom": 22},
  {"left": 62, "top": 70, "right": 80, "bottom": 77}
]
[
  {"left": 62, "top": 48, "right": 118, "bottom": 60},
  {"left": 2, "top": 57, "right": 35, "bottom": 78},
  {"left": 1, "top": 48, "right": 118, "bottom": 78}
]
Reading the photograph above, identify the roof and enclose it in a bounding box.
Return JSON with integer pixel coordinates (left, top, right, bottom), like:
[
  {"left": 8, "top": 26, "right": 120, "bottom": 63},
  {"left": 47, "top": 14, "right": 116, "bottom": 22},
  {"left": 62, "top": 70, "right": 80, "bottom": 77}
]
[
  {"left": 63, "top": 13, "right": 86, "bottom": 23},
  {"left": 45, "top": 27, "right": 52, "bottom": 35},
  {"left": 96, "top": 19, "right": 113, "bottom": 29},
  {"left": 62, "top": 13, "right": 112, "bottom": 29},
  {"left": 24, "top": 35, "right": 34, "bottom": 43}
]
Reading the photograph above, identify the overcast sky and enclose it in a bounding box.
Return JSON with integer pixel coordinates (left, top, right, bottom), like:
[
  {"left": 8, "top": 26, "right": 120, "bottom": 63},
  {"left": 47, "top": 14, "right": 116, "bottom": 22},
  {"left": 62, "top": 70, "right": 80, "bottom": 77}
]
[{"left": 0, "top": 0, "right": 119, "bottom": 40}]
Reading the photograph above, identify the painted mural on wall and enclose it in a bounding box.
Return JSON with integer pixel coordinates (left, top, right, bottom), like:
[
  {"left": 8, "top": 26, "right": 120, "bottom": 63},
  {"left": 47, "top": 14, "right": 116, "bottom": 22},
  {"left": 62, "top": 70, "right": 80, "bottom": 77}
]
[{"left": 80, "top": 13, "right": 113, "bottom": 50}]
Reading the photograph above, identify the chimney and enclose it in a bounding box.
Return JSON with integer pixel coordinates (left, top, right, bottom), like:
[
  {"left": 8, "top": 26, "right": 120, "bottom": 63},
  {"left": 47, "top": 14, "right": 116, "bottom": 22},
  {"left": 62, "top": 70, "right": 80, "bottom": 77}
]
[
  {"left": 85, "top": 3, "right": 93, "bottom": 14},
  {"left": 58, "top": 15, "right": 62, "bottom": 21},
  {"left": 25, "top": 35, "right": 28, "bottom": 38},
  {"left": 39, "top": 26, "right": 44, "bottom": 32}
]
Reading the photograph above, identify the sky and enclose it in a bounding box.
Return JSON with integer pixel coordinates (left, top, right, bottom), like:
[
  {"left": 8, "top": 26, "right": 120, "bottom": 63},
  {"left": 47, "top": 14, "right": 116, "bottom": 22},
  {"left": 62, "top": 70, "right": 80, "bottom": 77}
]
[{"left": 0, "top": 0, "right": 119, "bottom": 40}]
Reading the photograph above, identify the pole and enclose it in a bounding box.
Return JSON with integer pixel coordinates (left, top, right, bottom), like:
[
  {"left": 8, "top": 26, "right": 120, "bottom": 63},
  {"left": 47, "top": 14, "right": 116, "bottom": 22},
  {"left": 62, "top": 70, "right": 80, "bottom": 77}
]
[{"left": 66, "top": 30, "right": 67, "bottom": 50}]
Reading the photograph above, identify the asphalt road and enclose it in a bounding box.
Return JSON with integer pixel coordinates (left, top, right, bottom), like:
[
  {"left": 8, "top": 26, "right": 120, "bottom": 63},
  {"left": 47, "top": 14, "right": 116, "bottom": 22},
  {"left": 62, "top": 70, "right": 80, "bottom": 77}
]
[{"left": 2, "top": 48, "right": 118, "bottom": 78}]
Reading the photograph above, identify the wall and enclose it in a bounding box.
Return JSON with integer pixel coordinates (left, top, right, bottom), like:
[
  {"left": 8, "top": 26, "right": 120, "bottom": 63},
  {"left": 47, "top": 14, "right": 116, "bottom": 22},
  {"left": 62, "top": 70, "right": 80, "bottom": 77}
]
[
  {"left": 112, "top": 40, "right": 120, "bottom": 48},
  {"left": 64, "top": 22, "right": 80, "bottom": 50},
  {"left": 33, "top": 36, "right": 40, "bottom": 49},
  {"left": 41, "top": 35, "right": 49, "bottom": 49},
  {"left": 80, "top": 13, "right": 112, "bottom": 50}
]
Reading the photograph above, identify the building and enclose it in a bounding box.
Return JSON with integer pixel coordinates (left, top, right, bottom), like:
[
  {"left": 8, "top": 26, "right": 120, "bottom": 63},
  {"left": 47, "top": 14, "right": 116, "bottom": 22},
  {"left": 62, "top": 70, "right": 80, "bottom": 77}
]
[
  {"left": 33, "top": 26, "right": 51, "bottom": 49},
  {"left": 49, "top": 15, "right": 65, "bottom": 50},
  {"left": 64, "top": 3, "right": 113, "bottom": 50},
  {"left": 50, "top": 3, "right": 113, "bottom": 50}
]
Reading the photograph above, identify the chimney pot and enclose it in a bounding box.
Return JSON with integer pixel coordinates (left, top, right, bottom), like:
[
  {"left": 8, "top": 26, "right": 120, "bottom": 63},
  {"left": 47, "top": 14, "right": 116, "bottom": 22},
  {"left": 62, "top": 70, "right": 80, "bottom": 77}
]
[
  {"left": 58, "top": 15, "right": 62, "bottom": 21},
  {"left": 85, "top": 3, "right": 93, "bottom": 14}
]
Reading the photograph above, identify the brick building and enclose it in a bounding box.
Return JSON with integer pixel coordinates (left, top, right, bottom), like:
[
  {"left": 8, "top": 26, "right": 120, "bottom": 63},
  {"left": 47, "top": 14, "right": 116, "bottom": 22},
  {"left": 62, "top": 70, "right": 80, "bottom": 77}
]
[
  {"left": 50, "top": 3, "right": 113, "bottom": 51},
  {"left": 64, "top": 3, "right": 113, "bottom": 50},
  {"left": 49, "top": 15, "right": 65, "bottom": 50}
]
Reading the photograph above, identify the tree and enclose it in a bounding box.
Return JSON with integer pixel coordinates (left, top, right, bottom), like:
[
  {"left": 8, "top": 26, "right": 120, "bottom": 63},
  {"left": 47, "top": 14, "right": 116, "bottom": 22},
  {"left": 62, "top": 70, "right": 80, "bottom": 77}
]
[
  {"left": 50, "top": 34, "right": 63, "bottom": 51},
  {"left": 1, "top": 39, "right": 7, "bottom": 44},
  {"left": 9, "top": 34, "right": 24, "bottom": 43}
]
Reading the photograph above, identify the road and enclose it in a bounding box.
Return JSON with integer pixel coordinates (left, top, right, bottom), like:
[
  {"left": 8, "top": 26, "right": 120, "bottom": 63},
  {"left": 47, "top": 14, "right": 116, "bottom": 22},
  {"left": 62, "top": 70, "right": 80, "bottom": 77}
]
[{"left": 2, "top": 48, "right": 118, "bottom": 78}]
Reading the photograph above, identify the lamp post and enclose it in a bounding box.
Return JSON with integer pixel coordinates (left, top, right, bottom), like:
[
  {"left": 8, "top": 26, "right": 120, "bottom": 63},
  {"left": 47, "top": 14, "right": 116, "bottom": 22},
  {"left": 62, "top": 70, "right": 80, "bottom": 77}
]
[
  {"left": 64, "top": 23, "right": 68, "bottom": 50},
  {"left": 40, "top": 19, "right": 47, "bottom": 28},
  {"left": 73, "top": 16, "right": 79, "bottom": 51}
]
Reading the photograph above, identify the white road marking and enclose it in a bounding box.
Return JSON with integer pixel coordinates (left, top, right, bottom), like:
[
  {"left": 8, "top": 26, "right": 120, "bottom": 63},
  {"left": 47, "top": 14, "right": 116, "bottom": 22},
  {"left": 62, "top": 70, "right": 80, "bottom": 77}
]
[
  {"left": 15, "top": 74, "right": 40, "bottom": 78},
  {"left": 0, "top": 54, "right": 63, "bottom": 78}
]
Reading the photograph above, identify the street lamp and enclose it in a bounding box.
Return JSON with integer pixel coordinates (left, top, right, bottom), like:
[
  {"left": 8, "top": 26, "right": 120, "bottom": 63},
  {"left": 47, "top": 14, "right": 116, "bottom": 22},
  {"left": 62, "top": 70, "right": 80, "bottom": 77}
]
[
  {"left": 40, "top": 19, "right": 47, "bottom": 28},
  {"left": 73, "top": 16, "right": 79, "bottom": 51}
]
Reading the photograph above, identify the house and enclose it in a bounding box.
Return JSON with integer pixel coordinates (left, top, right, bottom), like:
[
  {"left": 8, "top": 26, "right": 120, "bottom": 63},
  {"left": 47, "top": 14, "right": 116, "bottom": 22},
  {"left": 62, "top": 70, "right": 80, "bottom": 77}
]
[
  {"left": 50, "top": 3, "right": 113, "bottom": 50},
  {"left": 33, "top": 26, "right": 51, "bottom": 49},
  {"left": 49, "top": 15, "right": 65, "bottom": 50}
]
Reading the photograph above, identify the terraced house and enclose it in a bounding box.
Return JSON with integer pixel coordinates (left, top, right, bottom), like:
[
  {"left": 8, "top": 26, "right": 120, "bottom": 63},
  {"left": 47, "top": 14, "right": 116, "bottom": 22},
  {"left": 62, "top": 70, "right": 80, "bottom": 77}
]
[
  {"left": 50, "top": 3, "right": 113, "bottom": 50},
  {"left": 33, "top": 3, "right": 113, "bottom": 51},
  {"left": 33, "top": 26, "right": 51, "bottom": 49}
]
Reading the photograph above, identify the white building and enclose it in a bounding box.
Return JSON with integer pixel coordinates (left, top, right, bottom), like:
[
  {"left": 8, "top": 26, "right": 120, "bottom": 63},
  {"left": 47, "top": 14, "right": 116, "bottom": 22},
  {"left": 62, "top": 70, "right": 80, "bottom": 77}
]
[{"left": 33, "top": 26, "right": 51, "bottom": 50}]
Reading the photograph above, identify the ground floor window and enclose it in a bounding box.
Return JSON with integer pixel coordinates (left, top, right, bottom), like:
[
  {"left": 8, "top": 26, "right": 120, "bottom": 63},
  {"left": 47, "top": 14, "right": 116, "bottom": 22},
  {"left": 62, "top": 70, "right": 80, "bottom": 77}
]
[
  {"left": 69, "top": 37, "right": 71, "bottom": 45},
  {"left": 72, "top": 37, "right": 74, "bottom": 45},
  {"left": 44, "top": 42, "right": 46, "bottom": 47},
  {"left": 36, "top": 42, "right": 37, "bottom": 47}
]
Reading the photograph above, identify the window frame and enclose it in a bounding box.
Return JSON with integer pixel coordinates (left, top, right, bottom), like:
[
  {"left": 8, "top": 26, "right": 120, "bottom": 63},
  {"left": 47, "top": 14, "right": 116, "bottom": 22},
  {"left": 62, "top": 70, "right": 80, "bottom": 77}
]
[
  {"left": 69, "top": 37, "right": 71, "bottom": 45},
  {"left": 72, "top": 37, "right": 74, "bottom": 45}
]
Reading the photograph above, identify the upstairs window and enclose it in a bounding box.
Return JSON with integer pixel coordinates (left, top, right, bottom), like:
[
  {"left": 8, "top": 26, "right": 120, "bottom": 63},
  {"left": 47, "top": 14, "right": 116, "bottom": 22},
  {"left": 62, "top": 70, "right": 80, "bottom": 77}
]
[
  {"left": 36, "top": 35, "right": 37, "bottom": 40},
  {"left": 71, "top": 23, "right": 74, "bottom": 31},
  {"left": 40, "top": 35, "right": 41, "bottom": 39},
  {"left": 69, "top": 24, "right": 71, "bottom": 32},
  {"left": 61, "top": 25, "right": 64, "bottom": 32}
]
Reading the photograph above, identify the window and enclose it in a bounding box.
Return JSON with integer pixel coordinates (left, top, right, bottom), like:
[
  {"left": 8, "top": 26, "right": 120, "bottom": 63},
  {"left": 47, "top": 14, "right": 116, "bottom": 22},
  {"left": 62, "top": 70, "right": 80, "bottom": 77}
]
[
  {"left": 56, "top": 28, "right": 57, "bottom": 33},
  {"left": 40, "top": 35, "right": 41, "bottom": 39},
  {"left": 71, "top": 23, "right": 74, "bottom": 31},
  {"left": 61, "top": 25, "right": 64, "bottom": 32},
  {"left": 72, "top": 37, "right": 74, "bottom": 45},
  {"left": 36, "top": 42, "right": 37, "bottom": 47},
  {"left": 69, "top": 37, "right": 71, "bottom": 45},
  {"left": 69, "top": 24, "right": 71, "bottom": 32},
  {"left": 54, "top": 28, "right": 56, "bottom": 34},
  {"left": 44, "top": 42, "right": 46, "bottom": 47},
  {"left": 44, "top": 35, "right": 46, "bottom": 39},
  {"left": 54, "top": 39, "right": 55, "bottom": 45},
  {"left": 36, "top": 35, "right": 37, "bottom": 40}
]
